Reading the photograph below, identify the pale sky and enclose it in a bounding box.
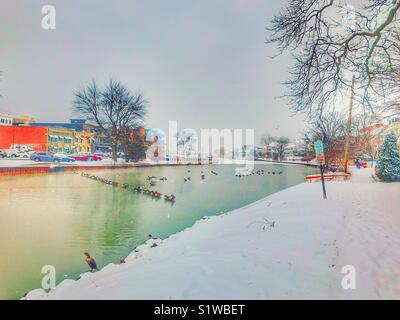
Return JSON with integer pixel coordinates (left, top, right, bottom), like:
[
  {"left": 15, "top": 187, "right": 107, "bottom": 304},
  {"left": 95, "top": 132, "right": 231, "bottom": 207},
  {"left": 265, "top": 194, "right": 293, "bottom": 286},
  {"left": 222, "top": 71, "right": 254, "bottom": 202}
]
[{"left": 0, "top": 0, "right": 306, "bottom": 143}]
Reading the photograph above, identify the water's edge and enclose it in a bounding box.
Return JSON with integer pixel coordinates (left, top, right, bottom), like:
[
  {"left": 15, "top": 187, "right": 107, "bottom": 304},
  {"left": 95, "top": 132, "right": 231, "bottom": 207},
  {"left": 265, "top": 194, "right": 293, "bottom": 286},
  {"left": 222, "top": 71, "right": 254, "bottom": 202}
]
[{"left": 22, "top": 177, "right": 308, "bottom": 300}]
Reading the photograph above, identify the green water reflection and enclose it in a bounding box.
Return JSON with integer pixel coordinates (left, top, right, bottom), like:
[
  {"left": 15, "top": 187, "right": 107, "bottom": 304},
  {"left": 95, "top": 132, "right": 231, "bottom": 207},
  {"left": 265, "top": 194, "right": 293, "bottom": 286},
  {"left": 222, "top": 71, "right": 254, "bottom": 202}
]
[{"left": 0, "top": 163, "right": 317, "bottom": 299}]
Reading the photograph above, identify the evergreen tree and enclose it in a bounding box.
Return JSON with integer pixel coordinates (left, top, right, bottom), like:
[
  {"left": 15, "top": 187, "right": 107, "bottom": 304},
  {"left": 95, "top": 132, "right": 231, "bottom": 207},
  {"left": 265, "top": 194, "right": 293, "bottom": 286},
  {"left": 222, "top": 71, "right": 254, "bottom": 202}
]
[{"left": 376, "top": 133, "right": 400, "bottom": 182}]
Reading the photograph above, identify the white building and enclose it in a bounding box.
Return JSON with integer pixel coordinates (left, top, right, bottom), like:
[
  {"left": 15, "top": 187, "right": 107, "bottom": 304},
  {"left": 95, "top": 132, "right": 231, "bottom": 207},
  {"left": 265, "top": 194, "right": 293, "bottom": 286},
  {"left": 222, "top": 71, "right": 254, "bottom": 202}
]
[
  {"left": 383, "top": 113, "right": 400, "bottom": 126},
  {"left": 0, "top": 113, "right": 13, "bottom": 126},
  {"left": 284, "top": 139, "right": 307, "bottom": 159}
]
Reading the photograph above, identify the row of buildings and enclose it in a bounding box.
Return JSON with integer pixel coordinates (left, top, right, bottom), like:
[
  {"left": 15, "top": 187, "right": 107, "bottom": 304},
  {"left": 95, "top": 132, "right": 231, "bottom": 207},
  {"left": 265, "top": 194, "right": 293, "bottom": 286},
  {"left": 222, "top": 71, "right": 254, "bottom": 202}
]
[
  {"left": 256, "top": 139, "right": 308, "bottom": 161},
  {"left": 0, "top": 113, "right": 35, "bottom": 126},
  {"left": 359, "top": 112, "right": 400, "bottom": 155},
  {"left": 0, "top": 113, "right": 107, "bottom": 155},
  {"left": 255, "top": 112, "right": 400, "bottom": 163},
  {"left": 362, "top": 113, "right": 400, "bottom": 139}
]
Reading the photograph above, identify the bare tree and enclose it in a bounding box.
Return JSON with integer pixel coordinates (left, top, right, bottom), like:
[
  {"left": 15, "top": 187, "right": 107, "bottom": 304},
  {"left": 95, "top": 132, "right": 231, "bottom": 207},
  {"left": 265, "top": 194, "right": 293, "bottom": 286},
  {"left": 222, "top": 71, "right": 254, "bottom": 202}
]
[
  {"left": 266, "top": 0, "right": 400, "bottom": 117},
  {"left": 73, "top": 79, "right": 147, "bottom": 161},
  {"left": 260, "top": 135, "right": 290, "bottom": 160},
  {"left": 176, "top": 131, "right": 196, "bottom": 158},
  {"left": 306, "top": 110, "right": 347, "bottom": 168},
  {"left": 378, "top": 71, "right": 400, "bottom": 115}
]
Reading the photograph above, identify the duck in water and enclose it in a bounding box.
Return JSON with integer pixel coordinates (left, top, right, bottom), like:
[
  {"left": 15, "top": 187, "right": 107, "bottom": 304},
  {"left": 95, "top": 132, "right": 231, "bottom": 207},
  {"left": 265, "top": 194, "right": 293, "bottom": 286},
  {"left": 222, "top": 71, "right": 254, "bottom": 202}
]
[{"left": 164, "top": 194, "right": 176, "bottom": 202}]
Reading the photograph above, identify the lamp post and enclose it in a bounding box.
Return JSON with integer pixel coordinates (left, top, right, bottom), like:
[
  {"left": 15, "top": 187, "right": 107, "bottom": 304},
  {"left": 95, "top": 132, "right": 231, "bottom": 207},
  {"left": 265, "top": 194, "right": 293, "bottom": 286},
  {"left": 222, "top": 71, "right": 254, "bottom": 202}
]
[{"left": 343, "top": 75, "right": 355, "bottom": 174}]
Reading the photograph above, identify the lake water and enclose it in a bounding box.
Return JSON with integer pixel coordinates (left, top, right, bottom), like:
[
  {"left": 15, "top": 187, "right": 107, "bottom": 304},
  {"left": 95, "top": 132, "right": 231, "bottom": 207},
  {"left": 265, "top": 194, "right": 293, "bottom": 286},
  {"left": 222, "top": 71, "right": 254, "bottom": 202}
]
[{"left": 0, "top": 163, "right": 317, "bottom": 299}]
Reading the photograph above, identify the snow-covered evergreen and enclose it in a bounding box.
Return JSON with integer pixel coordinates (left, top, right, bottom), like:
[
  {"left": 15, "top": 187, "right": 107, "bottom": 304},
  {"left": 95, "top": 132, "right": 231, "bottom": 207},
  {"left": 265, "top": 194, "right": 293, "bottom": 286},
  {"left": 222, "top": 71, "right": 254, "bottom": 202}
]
[{"left": 376, "top": 133, "right": 400, "bottom": 182}]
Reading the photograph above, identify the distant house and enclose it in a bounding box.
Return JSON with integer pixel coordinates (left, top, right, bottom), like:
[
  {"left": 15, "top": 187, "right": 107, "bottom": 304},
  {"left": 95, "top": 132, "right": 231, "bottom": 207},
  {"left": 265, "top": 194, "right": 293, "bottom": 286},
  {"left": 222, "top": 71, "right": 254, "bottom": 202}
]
[
  {"left": 74, "top": 131, "right": 95, "bottom": 153},
  {"left": 385, "top": 115, "right": 400, "bottom": 147},
  {"left": 0, "top": 113, "right": 13, "bottom": 126},
  {"left": 359, "top": 123, "right": 388, "bottom": 135},
  {"left": 361, "top": 113, "right": 400, "bottom": 148},
  {"left": 13, "top": 114, "right": 36, "bottom": 126},
  {"left": 284, "top": 139, "right": 307, "bottom": 159},
  {"left": 383, "top": 113, "right": 400, "bottom": 126}
]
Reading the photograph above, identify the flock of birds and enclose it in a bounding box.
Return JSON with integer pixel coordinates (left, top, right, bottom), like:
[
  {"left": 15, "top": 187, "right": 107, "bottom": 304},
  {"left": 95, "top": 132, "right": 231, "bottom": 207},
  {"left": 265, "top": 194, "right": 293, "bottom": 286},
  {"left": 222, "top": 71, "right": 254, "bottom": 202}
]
[
  {"left": 235, "top": 169, "right": 284, "bottom": 178},
  {"left": 183, "top": 170, "right": 219, "bottom": 182},
  {"left": 80, "top": 167, "right": 285, "bottom": 203},
  {"left": 80, "top": 172, "right": 176, "bottom": 202}
]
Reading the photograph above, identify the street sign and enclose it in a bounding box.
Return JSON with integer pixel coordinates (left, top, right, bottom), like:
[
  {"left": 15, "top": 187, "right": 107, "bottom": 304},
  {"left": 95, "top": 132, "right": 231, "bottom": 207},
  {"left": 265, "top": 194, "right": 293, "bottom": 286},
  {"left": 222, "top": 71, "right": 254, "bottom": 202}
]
[
  {"left": 313, "top": 140, "right": 327, "bottom": 200},
  {"left": 314, "top": 140, "right": 324, "bottom": 154}
]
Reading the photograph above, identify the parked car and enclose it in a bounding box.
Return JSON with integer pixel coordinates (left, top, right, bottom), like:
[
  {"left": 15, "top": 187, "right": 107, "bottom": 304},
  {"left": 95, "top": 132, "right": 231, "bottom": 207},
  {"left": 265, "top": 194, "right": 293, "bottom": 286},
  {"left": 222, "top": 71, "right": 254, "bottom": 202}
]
[
  {"left": 68, "top": 153, "right": 102, "bottom": 161},
  {"left": 2, "top": 149, "right": 19, "bottom": 158},
  {"left": 355, "top": 160, "right": 368, "bottom": 168},
  {"left": 0, "top": 148, "right": 33, "bottom": 159},
  {"left": 94, "top": 152, "right": 111, "bottom": 159},
  {"left": 18, "top": 151, "right": 33, "bottom": 159},
  {"left": 0, "top": 150, "right": 7, "bottom": 158},
  {"left": 30, "top": 152, "right": 56, "bottom": 162},
  {"left": 53, "top": 153, "right": 76, "bottom": 163}
]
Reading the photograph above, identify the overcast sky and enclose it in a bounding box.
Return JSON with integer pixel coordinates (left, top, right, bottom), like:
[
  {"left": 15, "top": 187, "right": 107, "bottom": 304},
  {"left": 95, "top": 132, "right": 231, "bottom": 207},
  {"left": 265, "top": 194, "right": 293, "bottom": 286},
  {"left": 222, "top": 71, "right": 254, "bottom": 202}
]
[{"left": 0, "top": 0, "right": 307, "bottom": 143}]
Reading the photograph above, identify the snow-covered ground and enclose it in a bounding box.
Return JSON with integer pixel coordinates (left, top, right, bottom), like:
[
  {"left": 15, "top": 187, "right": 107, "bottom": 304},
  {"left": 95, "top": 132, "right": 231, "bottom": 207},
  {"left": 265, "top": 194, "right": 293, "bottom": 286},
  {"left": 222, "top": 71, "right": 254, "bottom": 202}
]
[{"left": 25, "top": 167, "right": 400, "bottom": 300}]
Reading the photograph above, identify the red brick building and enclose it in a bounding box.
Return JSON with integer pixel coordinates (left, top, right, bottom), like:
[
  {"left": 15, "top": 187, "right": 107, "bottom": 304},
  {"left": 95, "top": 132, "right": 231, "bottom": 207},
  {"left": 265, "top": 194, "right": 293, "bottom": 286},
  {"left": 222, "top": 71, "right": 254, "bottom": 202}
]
[{"left": 0, "top": 126, "right": 48, "bottom": 151}]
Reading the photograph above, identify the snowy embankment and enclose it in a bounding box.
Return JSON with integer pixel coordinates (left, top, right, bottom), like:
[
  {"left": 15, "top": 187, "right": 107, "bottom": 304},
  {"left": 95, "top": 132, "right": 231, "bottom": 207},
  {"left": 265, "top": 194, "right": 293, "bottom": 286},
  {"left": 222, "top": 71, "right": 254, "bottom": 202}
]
[{"left": 25, "top": 168, "right": 400, "bottom": 300}]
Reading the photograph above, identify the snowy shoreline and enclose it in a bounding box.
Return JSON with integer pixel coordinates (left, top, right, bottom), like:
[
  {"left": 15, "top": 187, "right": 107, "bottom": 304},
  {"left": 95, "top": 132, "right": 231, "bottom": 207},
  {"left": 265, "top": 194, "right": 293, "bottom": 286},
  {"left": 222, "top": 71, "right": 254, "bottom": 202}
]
[{"left": 24, "top": 168, "right": 400, "bottom": 300}]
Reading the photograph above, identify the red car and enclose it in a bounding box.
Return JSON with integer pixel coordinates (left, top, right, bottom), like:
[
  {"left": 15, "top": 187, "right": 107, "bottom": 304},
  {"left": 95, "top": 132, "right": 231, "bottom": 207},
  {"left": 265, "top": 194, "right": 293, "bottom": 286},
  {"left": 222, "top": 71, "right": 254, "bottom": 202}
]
[{"left": 69, "top": 153, "right": 102, "bottom": 161}]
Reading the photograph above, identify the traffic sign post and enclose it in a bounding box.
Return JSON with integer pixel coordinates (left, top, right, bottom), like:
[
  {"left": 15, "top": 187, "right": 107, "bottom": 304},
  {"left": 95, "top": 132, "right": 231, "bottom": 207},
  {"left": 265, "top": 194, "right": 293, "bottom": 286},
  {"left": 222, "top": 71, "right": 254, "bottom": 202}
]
[
  {"left": 314, "top": 140, "right": 327, "bottom": 200},
  {"left": 319, "top": 163, "right": 327, "bottom": 199},
  {"left": 314, "top": 140, "right": 324, "bottom": 154}
]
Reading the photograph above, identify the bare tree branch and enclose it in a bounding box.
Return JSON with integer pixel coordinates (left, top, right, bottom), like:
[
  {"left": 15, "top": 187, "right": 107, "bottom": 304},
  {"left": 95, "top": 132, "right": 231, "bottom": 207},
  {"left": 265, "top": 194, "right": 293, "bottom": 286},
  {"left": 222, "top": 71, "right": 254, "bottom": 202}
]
[
  {"left": 267, "top": 0, "right": 400, "bottom": 117},
  {"left": 73, "top": 79, "right": 147, "bottom": 161}
]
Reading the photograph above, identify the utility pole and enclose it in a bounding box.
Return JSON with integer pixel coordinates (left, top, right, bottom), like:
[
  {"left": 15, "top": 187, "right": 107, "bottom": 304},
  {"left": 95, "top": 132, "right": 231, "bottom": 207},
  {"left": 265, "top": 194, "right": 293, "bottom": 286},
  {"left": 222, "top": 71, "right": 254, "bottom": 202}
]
[{"left": 343, "top": 75, "right": 355, "bottom": 174}]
